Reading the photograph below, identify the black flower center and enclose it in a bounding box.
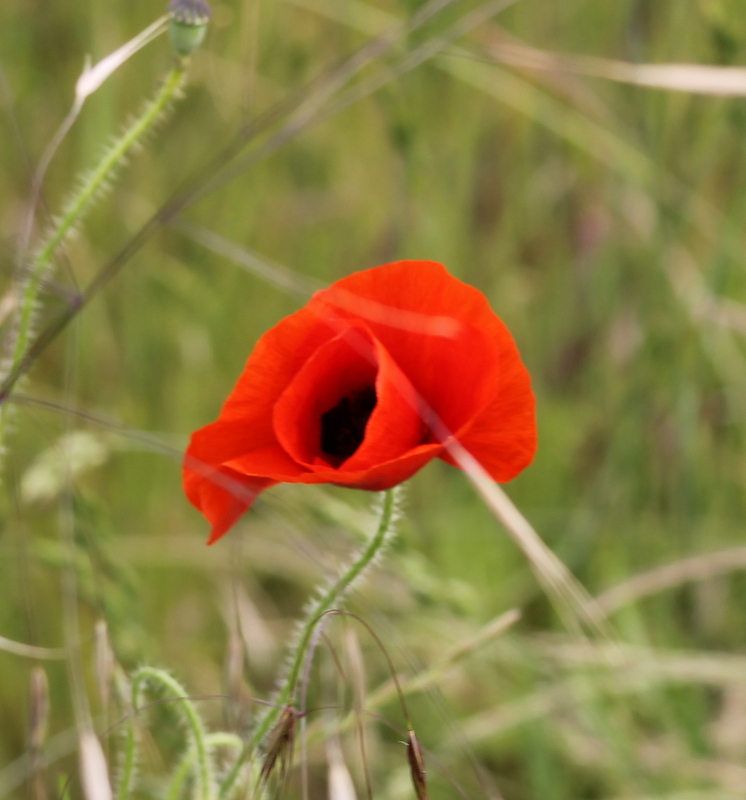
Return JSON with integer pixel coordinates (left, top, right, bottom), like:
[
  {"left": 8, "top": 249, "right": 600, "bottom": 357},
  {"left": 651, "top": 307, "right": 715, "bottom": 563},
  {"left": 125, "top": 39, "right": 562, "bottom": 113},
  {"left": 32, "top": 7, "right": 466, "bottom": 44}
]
[{"left": 320, "top": 385, "right": 377, "bottom": 464}]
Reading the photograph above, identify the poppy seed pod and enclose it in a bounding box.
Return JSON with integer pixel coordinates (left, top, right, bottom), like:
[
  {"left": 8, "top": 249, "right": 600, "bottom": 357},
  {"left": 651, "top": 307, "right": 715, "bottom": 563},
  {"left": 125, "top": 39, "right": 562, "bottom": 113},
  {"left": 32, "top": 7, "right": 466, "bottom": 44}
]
[
  {"left": 183, "top": 261, "right": 537, "bottom": 544},
  {"left": 168, "top": 0, "right": 212, "bottom": 56}
]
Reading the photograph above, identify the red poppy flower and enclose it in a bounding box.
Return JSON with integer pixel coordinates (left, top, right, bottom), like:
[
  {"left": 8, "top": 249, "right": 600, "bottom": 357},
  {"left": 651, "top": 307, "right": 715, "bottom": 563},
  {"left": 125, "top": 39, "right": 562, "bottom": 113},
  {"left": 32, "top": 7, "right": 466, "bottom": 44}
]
[{"left": 184, "top": 260, "right": 536, "bottom": 544}]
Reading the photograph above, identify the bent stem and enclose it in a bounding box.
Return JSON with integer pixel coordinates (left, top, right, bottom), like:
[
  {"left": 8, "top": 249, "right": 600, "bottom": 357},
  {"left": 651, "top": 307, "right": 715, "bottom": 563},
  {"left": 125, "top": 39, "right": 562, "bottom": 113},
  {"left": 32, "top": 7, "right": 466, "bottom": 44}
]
[
  {"left": 0, "top": 64, "right": 186, "bottom": 459},
  {"left": 118, "top": 667, "right": 215, "bottom": 800},
  {"left": 219, "top": 488, "right": 398, "bottom": 799}
]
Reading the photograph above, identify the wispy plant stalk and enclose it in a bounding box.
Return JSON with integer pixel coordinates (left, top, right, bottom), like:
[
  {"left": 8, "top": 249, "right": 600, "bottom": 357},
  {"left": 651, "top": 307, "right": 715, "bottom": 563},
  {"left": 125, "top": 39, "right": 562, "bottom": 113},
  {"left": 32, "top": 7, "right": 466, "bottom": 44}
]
[{"left": 0, "top": 64, "right": 186, "bottom": 459}]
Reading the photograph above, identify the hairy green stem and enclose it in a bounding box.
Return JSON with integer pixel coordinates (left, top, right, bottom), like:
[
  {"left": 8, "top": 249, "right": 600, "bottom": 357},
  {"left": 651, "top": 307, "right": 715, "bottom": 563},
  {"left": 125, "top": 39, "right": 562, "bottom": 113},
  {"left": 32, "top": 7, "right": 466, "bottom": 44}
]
[
  {"left": 0, "top": 64, "right": 185, "bottom": 456},
  {"left": 219, "top": 488, "right": 397, "bottom": 799},
  {"left": 120, "top": 667, "right": 215, "bottom": 800},
  {"left": 114, "top": 714, "right": 137, "bottom": 800}
]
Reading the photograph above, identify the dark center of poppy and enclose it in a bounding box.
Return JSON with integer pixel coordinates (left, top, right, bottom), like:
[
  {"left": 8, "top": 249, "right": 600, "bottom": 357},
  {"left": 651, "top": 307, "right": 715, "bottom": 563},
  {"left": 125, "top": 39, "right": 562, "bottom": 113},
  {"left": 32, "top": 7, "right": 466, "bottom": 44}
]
[{"left": 320, "top": 385, "right": 377, "bottom": 464}]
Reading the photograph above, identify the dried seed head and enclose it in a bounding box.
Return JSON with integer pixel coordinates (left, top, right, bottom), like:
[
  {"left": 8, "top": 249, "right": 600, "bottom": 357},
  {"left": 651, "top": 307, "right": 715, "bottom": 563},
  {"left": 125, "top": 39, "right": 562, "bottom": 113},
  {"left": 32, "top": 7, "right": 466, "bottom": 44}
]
[
  {"left": 406, "top": 730, "right": 428, "bottom": 800},
  {"left": 167, "top": 0, "right": 212, "bottom": 56},
  {"left": 259, "top": 706, "right": 297, "bottom": 788},
  {"left": 28, "top": 667, "right": 50, "bottom": 753}
]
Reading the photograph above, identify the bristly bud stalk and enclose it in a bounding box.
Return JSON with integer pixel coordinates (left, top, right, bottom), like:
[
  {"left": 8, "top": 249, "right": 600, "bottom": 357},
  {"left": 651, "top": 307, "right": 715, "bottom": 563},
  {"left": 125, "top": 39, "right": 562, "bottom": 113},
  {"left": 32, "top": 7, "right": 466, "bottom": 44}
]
[
  {"left": 406, "top": 730, "right": 429, "bottom": 800},
  {"left": 168, "top": 0, "right": 213, "bottom": 57}
]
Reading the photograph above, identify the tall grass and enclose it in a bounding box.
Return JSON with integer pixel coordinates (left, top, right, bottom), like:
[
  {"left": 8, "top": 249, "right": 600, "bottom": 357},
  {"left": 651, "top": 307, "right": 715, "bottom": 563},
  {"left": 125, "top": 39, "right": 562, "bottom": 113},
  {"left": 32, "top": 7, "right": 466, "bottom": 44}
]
[{"left": 2, "top": 0, "right": 746, "bottom": 798}]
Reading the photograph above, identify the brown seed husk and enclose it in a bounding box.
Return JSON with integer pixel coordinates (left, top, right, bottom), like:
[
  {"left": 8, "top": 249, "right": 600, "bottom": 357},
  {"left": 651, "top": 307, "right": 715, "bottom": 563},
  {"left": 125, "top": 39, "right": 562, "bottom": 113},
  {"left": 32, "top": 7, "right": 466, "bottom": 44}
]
[
  {"left": 407, "top": 729, "right": 429, "bottom": 800},
  {"left": 259, "top": 706, "right": 297, "bottom": 789}
]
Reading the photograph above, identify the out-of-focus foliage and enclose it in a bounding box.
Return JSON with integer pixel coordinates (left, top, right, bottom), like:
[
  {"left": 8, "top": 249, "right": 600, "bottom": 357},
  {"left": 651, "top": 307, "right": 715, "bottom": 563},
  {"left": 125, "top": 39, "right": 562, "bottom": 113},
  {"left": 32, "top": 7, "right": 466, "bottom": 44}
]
[{"left": 2, "top": 0, "right": 746, "bottom": 797}]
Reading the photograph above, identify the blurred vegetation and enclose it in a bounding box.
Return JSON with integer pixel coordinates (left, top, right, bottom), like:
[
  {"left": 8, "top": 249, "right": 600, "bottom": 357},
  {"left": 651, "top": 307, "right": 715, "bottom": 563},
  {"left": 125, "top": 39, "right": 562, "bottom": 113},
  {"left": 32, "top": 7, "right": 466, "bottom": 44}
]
[{"left": 2, "top": 0, "right": 746, "bottom": 797}]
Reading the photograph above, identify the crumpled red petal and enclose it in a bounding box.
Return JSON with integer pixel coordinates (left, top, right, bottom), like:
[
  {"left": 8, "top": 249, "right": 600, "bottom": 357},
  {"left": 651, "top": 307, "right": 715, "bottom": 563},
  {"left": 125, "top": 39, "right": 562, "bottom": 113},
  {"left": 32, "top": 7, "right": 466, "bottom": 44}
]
[
  {"left": 182, "top": 459, "right": 275, "bottom": 545},
  {"left": 315, "top": 261, "right": 535, "bottom": 475},
  {"left": 273, "top": 322, "right": 424, "bottom": 472}
]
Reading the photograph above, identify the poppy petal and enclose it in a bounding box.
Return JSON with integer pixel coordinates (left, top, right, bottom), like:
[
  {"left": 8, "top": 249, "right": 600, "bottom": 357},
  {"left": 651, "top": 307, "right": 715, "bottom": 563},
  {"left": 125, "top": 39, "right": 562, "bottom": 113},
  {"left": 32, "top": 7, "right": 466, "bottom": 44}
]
[
  {"left": 436, "top": 294, "right": 536, "bottom": 481},
  {"left": 182, "top": 458, "right": 275, "bottom": 545},
  {"left": 272, "top": 322, "right": 424, "bottom": 472},
  {"left": 189, "top": 306, "right": 339, "bottom": 465},
  {"left": 314, "top": 261, "right": 515, "bottom": 438},
  {"left": 342, "top": 333, "right": 424, "bottom": 472},
  {"left": 314, "top": 260, "right": 536, "bottom": 473},
  {"left": 227, "top": 441, "right": 443, "bottom": 491},
  {"left": 272, "top": 323, "right": 377, "bottom": 470},
  {"left": 440, "top": 347, "right": 537, "bottom": 480},
  {"left": 183, "top": 304, "right": 338, "bottom": 528}
]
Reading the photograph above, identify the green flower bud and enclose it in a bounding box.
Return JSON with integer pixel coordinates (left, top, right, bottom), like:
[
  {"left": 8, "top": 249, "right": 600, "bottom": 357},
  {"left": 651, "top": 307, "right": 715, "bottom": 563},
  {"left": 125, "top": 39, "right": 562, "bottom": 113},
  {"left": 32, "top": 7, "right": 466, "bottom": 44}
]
[{"left": 168, "top": 0, "right": 212, "bottom": 57}]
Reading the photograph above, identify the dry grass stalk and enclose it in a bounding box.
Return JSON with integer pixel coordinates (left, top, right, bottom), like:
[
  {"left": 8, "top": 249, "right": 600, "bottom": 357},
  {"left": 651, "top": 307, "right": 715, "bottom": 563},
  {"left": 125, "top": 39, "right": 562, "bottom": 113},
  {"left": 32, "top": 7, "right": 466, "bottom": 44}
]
[
  {"left": 326, "top": 736, "right": 359, "bottom": 800},
  {"left": 78, "top": 729, "right": 112, "bottom": 800},
  {"left": 483, "top": 27, "right": 746, "bottom": 96},
  {"left": 28, "top": 667, "right": 50, "bottom": 800}
]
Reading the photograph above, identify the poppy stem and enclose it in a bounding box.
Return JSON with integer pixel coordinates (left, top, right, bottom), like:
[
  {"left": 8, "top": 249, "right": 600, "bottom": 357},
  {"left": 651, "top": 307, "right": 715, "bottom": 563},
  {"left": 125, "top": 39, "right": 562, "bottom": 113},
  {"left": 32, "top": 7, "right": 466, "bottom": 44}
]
[
  {"left": 218, "top": 488, "right": 398, "bottom": 798},
  {"left": 0, "top": 63, "right": 186, "bottom": 464}
]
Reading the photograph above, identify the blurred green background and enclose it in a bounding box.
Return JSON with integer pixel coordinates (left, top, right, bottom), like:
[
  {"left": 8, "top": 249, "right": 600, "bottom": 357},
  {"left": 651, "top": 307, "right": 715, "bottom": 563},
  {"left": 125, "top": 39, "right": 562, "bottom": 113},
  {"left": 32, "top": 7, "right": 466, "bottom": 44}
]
[{"left": 2, "top": 0, "right": 746, "bottom": 797}]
